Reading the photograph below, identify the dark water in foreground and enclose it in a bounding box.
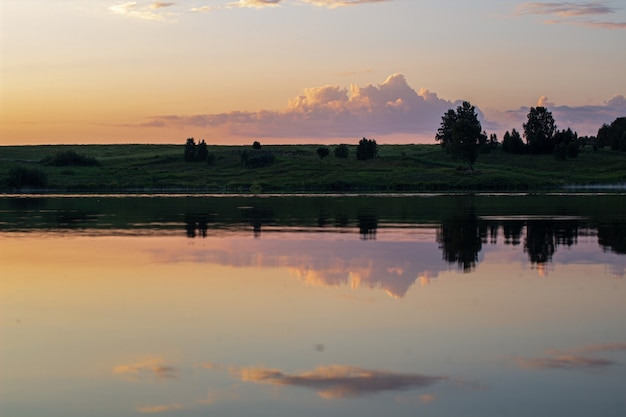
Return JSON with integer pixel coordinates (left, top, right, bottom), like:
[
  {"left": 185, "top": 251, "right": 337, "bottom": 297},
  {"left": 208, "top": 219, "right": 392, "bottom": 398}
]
[{"left": 1, "top": 194, "right": 625, "bottom": 417}]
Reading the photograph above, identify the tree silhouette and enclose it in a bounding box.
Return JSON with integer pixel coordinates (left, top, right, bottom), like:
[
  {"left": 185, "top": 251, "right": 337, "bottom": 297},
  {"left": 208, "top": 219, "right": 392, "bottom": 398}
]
[
  {"left": 597, "top": 117, "right": 626, "bottom": 151},
  {"left": 523, "top": 107, "right": 556, "bottom": 154},
  {"left": 435, "top": 101, "right": 486, "bottom": 170},
  {"left": 196, "top": 139, "right": 209, "bottom": 162},
  {"left": 184, "top": 138, "right": 197, "bottom": 162},
  {"left": 356, "top": 137, "right": 378, "bottom": 161},
  {"left": 502, "top": 129, "right": 525, "bottom": 154}
]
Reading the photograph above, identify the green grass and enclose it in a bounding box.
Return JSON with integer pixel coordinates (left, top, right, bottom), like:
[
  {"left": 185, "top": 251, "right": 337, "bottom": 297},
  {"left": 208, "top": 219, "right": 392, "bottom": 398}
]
[{"left": 1, "top": 144, "right": 625, "bottom": 192}]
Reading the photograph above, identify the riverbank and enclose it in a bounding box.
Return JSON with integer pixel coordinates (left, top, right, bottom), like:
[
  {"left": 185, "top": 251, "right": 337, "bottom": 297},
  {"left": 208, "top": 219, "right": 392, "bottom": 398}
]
[{"left": 1, "top": 144, "right": 625, "bottom": 192}]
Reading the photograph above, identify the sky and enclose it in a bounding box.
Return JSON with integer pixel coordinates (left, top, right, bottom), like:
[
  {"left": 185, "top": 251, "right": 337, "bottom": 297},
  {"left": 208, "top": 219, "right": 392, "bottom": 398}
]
[{"left": 1, "top": 0, "right": 625, "bottom": 145}]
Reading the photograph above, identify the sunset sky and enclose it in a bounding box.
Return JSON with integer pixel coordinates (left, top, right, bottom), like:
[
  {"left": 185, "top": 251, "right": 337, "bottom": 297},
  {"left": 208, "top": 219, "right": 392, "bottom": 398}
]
[{"left": 1, "top": 0, "right": 625, "bottom": 145}]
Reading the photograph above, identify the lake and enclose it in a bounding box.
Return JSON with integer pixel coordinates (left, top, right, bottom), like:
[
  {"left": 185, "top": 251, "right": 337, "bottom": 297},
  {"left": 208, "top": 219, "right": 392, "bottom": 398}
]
[{"left": 1, "top": 194, "right": 625, "bottom": 417}]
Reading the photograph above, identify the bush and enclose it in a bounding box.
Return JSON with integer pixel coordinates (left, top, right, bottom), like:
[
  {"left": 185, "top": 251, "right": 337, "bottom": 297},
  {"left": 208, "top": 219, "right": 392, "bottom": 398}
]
[
  {"left": 356, "top": 137, "right": 378, "bottom": 160},
  {"left": 41, "top": 150, "right": 99, "bottom": 166},
  {"left": 252, "top": 141, "right": 262, "bottom": 150},
  {"left": 334, "top": 144, "right": 349, "bottom": 158},
  {"left": 317, "top": 146, "right": 330, "bottom": 159},
  {"left": 7, "top": 166, "right": 48, "bottom": 189}
]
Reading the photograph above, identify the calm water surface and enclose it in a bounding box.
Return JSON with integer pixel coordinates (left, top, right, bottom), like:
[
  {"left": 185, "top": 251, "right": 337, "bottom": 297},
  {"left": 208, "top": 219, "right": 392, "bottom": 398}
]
[{"left": 1, "top": 194, "right": 625, "bottom": 417}]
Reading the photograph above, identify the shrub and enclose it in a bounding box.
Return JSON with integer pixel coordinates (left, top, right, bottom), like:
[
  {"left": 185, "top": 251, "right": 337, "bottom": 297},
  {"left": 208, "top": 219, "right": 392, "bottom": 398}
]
[
  {"left": 252, "top": 141, "right": 262, "bottom": 150},
  {"left": 41, "top": 150, "right": 99, "bottom": 166},
  {"left": 334, "top": 144, "right": 349, "bottom": 158},
  {"left": 317, "top": 146, "right": 330, "bottom": 159},
  {"left": 356, "top": 137, "right": 378, "bottom": 160},
  {"left": 7, "top": 166, "right": 48, "bottom": 189}
]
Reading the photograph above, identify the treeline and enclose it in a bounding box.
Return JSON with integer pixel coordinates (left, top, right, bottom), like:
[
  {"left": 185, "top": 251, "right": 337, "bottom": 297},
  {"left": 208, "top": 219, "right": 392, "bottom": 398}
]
[
  {"left": 500, "top": 108, "right": 626, "bottom": 158},
  {"left": 436, "top": 101, "right": 626, "bottom": 169}
]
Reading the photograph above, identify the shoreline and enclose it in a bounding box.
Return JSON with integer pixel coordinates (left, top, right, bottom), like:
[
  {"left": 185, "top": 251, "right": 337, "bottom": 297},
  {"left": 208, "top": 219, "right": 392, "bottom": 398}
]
[{"left": 2, "top": 144, "right": 625, "bottom": 193}]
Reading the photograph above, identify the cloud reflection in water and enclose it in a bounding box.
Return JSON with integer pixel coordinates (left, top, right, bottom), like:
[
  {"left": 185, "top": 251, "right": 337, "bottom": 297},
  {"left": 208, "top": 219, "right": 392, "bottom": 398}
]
[
  {"left": 237, "top": 365, "right": 447, "bottom": 399},
  {"left": 113, "top": 357, "right": 177, "bottom": 382},
  {"left": 516, "top": 342, "right": 626, "bottom": 370}
]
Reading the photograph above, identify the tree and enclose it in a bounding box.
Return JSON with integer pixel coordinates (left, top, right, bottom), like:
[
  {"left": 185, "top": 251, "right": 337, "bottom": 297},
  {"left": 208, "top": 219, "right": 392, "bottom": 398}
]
[
  {"left": 316, "top": 146, "right": 330, "bottom": 159},
  {"left": 502, "top": 129, "right": 525, "bottom": 154},
  {"left": 252, "top": 141, "right": 262, "bottom": 150},
  {"left": 334, "top": 144, "right": 349, "bottom": 158},
  {"left": 435, "top": 101, "right": 486, "bottom": 171},
  {"left": 552, "top": 128, "right": 579, "bottom": 160},
  {"left": 523, "top": 106, "right": 556, "bottom": 154},
  {"left": 184, "top": 138, "right": 197, "bottom": 162},
  {"left": 356, "top": 137, "right": 378, "bottom": 160},
  {"left": 196, "top": 139, "right": 209, "bottom": 162},
  {"left": 597, "top": 117, "right": 626, "bottom": 151}
]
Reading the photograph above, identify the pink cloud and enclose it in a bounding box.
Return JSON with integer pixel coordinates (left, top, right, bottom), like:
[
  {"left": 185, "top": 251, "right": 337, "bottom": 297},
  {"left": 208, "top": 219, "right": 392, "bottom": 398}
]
[
  {"left": 516, "top": 355, "right": 614, "bottom": 370},
  {"left": 136, "top": 404, "right": 183, "bottom": 414},
  {"left": 229, "top": 0, "right": 282, "bottom": 8},
  {"left": 514, "top": 2, "right": 626, "bottom": 30},
  {"left": 130, "top": 74, "right": 460, "bottom": 142},
  {"left": 119, "top": 75, "right": 623, "bottom": 143},
  {"left": 514, "top": 2, "right": 615, "bottom": 17},
  {"left": 303, "top": 0, "right": 393, "bottom": 8},
  {"left": 238, "top": 365, "right": 447, "bottom": 398}
]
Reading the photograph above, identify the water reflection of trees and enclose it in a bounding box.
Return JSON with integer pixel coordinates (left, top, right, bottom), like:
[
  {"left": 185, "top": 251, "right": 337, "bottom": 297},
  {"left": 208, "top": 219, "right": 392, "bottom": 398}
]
[
  {"left": 523, "top": 220, "right": 578, "bottom": 264},
  {"left": 357, "top": 211, "right": 378, "bottom": 240},
  {"left": 174, "top": 201, "right": 625, "bottom": 267},
  {"left": 184, "top": 213, "right": 212, "bottom": 238},
  {"left": 437, "top": 207, "right": 484, "bottom": 272},
  {"left": 437, "top": 211, "right": 583, "bottom": 271},
  {"left": 597, "top": 222, "right": 626, "bottom": 254}
]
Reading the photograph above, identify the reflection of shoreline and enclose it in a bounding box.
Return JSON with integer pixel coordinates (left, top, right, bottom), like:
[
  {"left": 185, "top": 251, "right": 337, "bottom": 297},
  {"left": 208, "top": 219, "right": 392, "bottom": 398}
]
[
  {"left": 3, "top": 195, "right": 625, "bottom": 277},
  {"left": 148, "top": 230, "right": 625, "bottom": 300}
]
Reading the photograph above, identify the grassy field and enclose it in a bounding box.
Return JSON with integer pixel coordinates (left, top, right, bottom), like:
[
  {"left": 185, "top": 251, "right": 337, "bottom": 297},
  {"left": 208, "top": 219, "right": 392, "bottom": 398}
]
[{"left": 1, "top": 143, "right": 625, "bottom": 192}]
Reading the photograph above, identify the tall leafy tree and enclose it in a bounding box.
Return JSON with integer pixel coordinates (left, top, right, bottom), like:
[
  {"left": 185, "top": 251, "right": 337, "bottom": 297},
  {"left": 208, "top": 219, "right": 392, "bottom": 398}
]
[
  {"left": 184, "top": 138, "right": 197, "bottom": 162},
  {"left": 523, "top": 106, "right": 556, "bottom": 154},
  {"left": 435, "top": 101, "right": 486, "bottom": 171},
  {"left": 196, "top": 139, "right": 209, "bottom": 162}
]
